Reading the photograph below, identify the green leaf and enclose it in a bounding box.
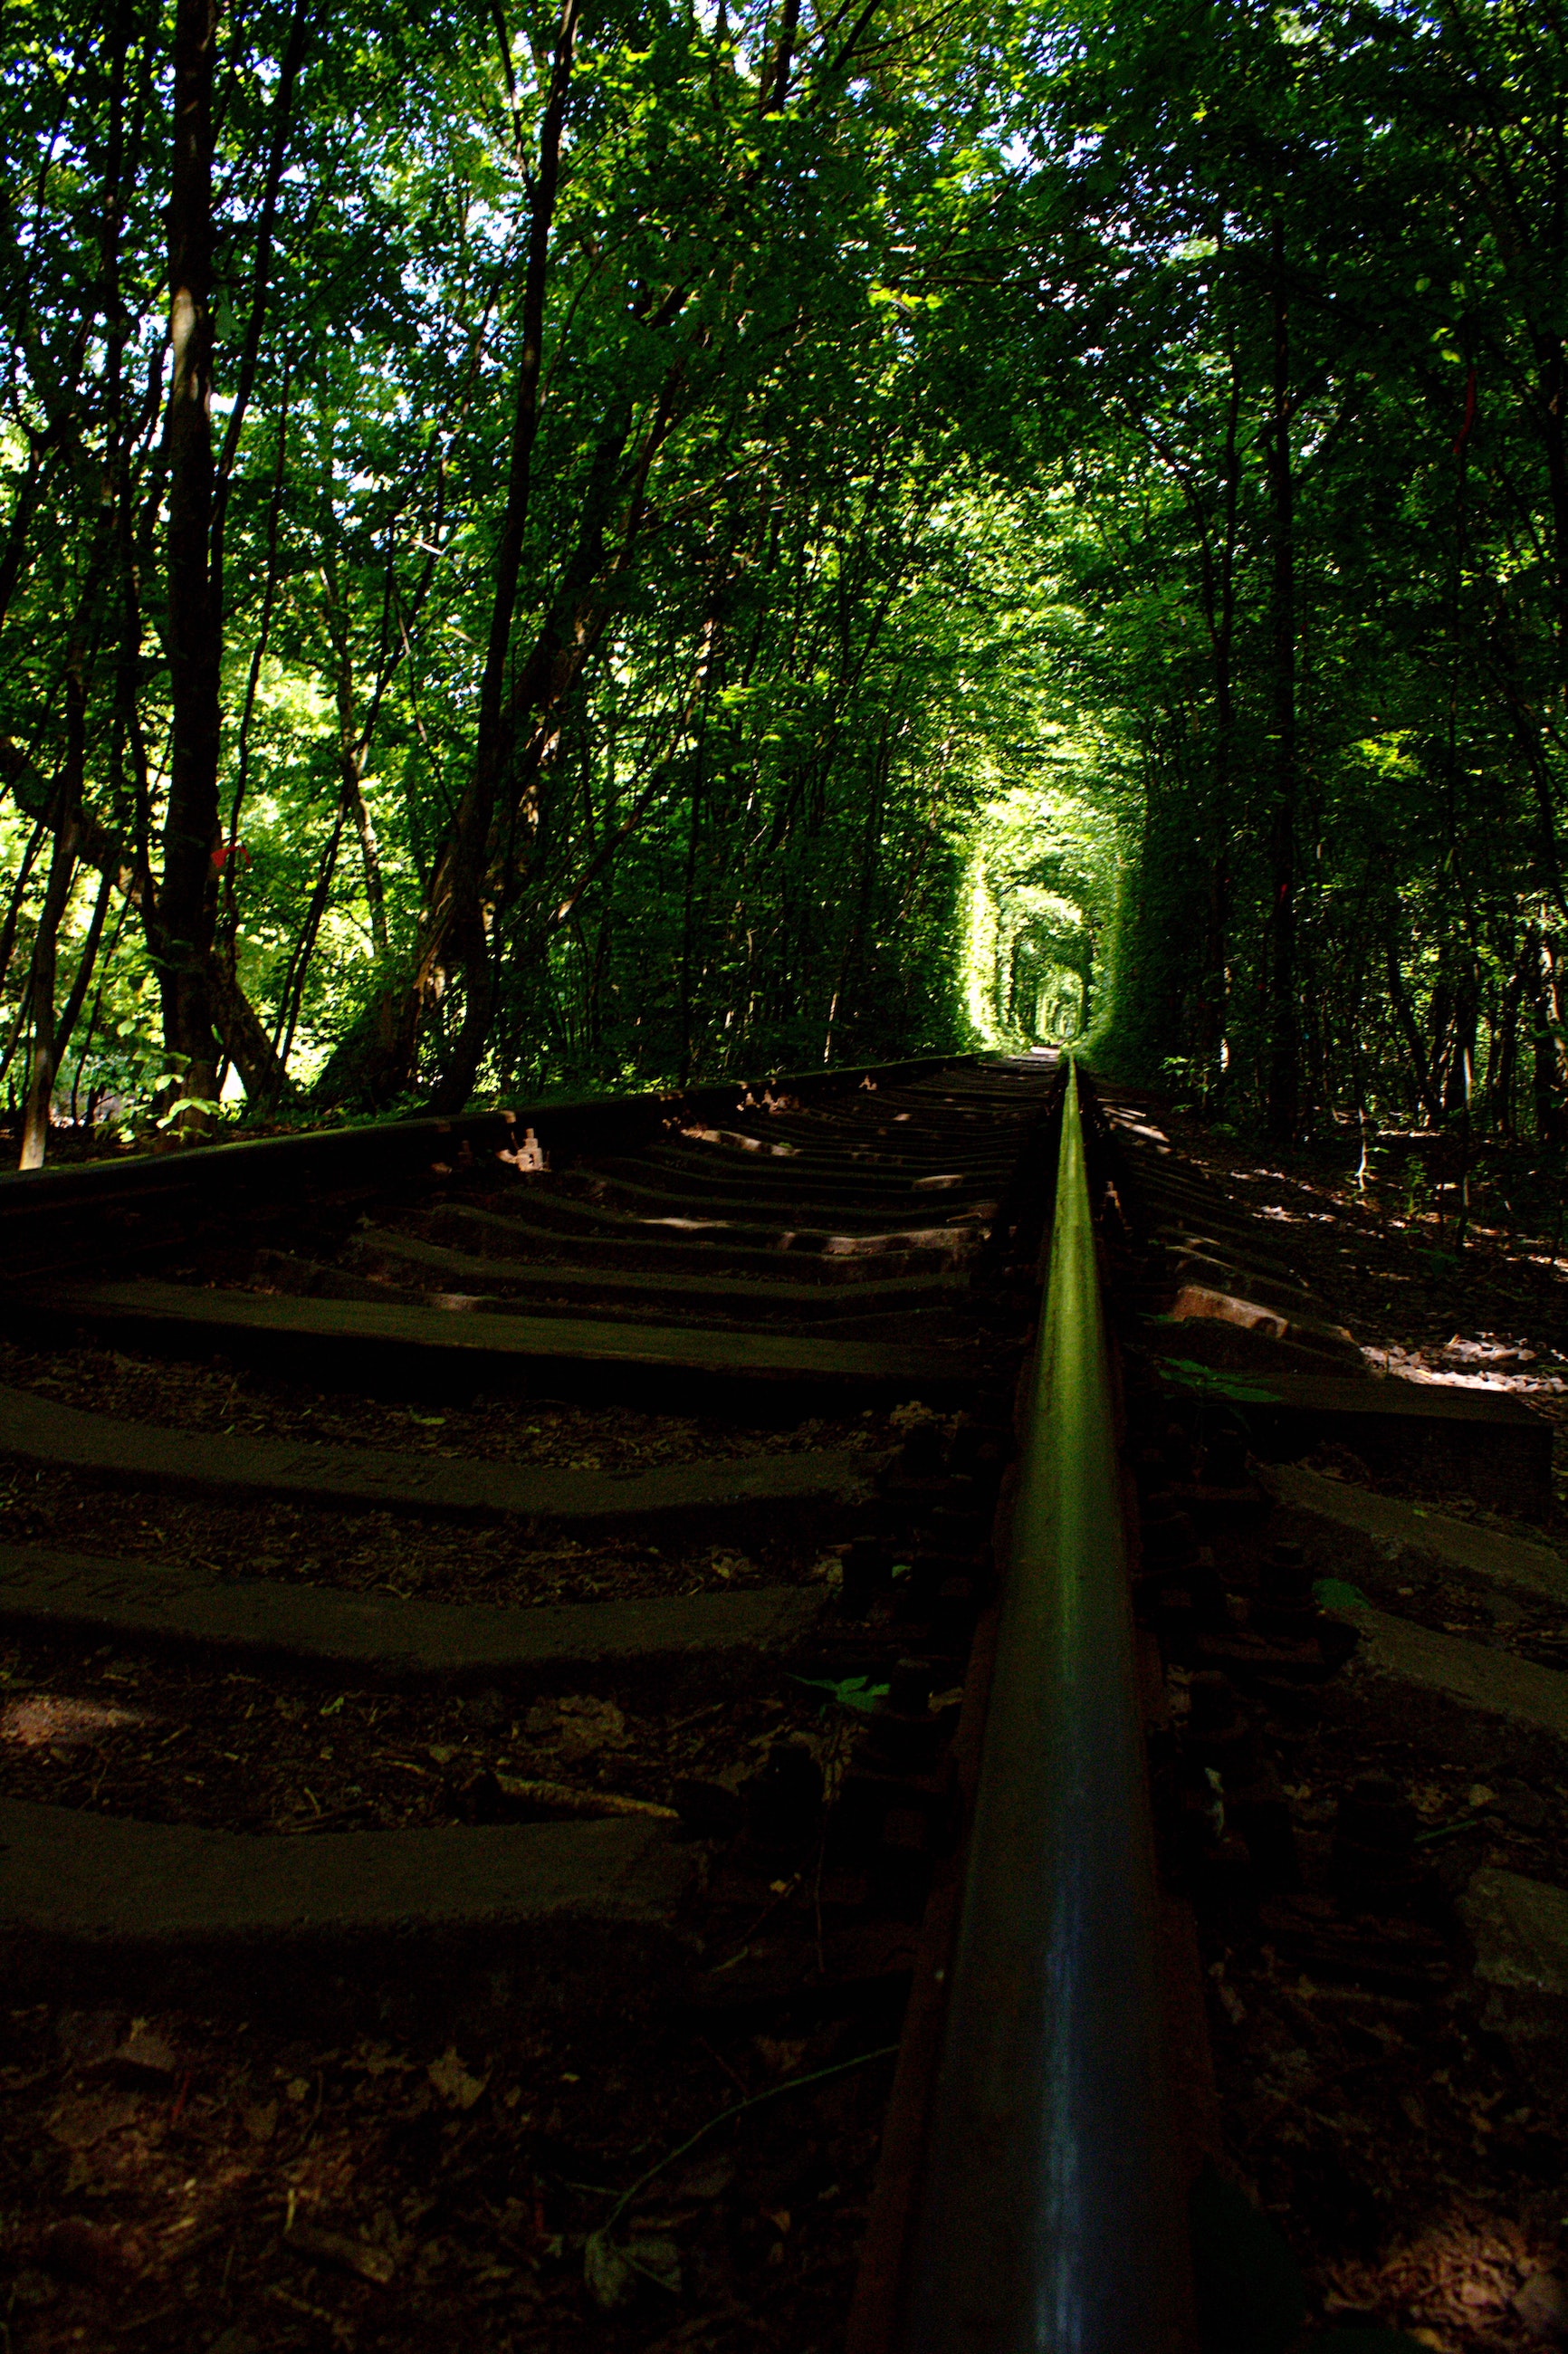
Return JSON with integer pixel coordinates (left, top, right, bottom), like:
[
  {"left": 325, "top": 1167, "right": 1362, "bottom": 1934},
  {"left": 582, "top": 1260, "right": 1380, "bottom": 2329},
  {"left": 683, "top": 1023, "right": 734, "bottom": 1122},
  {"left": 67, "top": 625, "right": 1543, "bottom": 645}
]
[
  {"left": 582, "top": 2227, "right": 681, "bottom": 2306},
  {"left": 1157, "top": 1357, "right": 1279, "bottom": 1403},
  {"left": 153, "top": 1095, "right": 223, "bottom": 1130},
  {"left": 1312, "top": 1577, "right": 1369, "bottom": 1612},
  {"left": 583, "top": 2229, "right": 635, "bottom": 2311},
  {"left": 625, "top": 2236, "right": 682, "bottom": 2294},
  {"left": 1411, "top": 1815, "right": 1479, "bottom": 1846},
  {"left": 790, "top": 1674, "right": 890, "bottom": 1713}
]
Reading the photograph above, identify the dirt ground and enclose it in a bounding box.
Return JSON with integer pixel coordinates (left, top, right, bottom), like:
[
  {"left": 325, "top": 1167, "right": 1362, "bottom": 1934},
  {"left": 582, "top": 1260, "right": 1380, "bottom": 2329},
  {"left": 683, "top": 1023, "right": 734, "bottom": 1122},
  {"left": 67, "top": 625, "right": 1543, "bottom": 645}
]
[
  {"left": 0, "top": 1928, "right": 901, "bottom": 2352},
  {"left": 0, "top": 1335, "right": 889, "bottom": 1470},
  {"left": 1130, "top": 1109, "right": 1568, "bottom": 2351}
]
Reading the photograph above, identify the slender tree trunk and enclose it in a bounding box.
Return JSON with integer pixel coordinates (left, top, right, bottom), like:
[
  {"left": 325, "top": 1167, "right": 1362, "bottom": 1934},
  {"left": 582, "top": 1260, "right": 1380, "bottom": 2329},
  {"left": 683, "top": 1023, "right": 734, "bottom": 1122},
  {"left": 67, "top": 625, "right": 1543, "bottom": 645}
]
[
  {"left": 20, "top": 656, "right": 88, "bottom": 1168},
  {"left": 225, "top": 368, "right": 292, "bottom": 912},
  {"left": 19, "top": 847, "right": 73, "bottom": 1166},
  {"left": 826, "top": 722, "right": 885, "bottom": 1063},
  {"left": 678, "top": 753, "right": 703, "bottom": 1086},
  {"left": 761, "top": 0, "right": 801, "bottom": 111},
  {"left": 70, "top": 890, "right": 130, "bottom": 1124},
  {"left": 18, "top": 0, "right": 130, "bottom": 1167},
  {"left": 1265, "top": 215, "right": 1298, "bottom": 1144},
  {"left": 0, "top": 818, "right": 47, "bottom": 1002},
  {"left": 210, "top": 0, "right": 310, "bottom": 584},
  {"left": 158, "top": 0, "right": 223, "bottom": 1127},
  {"left": 275, "top": 808, "right": 347, "bottom": 1067},
  {"left": 0, "top": 445, "right": 50, "bottom": 640},
  {"left": 1444, "top": 973, "right": 1478, "bottom": 1116},
  {"left": 1426, "top": 974, "right": 1454, "bottom": 1107},
  {"left": 1533, "top": 326, "right": 1568, "bottom": 693},
  {"left": 1386, "top": 943, "right": 1443, "bottom": 1124},
  {"left": 1533, "top": 928, "right": 1566, "bottom": 1144},
  {"left": 54, "top": 868, "right": 114, "bottom": 1072},
  {"left": 1488, "top": 936, "right": 1531, "bottom": 1137},
  {"left": 1203, "top": 311, "right": 1241, "bottom": 1106},
  {"left": 430, "top": 0, "right": 579, "bottom": 1105},
  {"left": 321, "top": 550, "right": 389, "bottom": 956},
  {"left": 676, "top": 610, "right": 723, "bottom": 1083}
]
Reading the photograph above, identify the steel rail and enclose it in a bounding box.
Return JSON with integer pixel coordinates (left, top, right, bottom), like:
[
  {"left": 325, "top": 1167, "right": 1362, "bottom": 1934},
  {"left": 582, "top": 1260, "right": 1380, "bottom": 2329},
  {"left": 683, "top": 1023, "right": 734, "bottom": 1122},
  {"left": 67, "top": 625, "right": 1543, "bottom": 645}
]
[{"left": 899, "top": 1057, "right": 1188, "bottom": 2353}]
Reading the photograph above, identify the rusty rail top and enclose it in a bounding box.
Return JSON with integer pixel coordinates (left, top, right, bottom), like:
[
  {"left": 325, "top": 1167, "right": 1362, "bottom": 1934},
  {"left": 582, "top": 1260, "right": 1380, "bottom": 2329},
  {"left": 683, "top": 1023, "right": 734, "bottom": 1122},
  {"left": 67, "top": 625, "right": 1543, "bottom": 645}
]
[{"left": 899, "top": 1057, "right": 1188, "bottom": 2352}]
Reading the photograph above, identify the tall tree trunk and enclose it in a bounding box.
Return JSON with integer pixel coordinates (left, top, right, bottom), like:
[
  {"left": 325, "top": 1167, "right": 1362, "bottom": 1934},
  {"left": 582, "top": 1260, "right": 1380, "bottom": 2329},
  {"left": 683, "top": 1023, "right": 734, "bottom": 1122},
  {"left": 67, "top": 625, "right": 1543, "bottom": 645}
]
[
  {"left": 826, "top": 721, "right": 886, "bottom": 1063},
  {"left": 71, "top": 891, "right": 130, "bottom": 1124},
  {"left": 761, "top": 0, "right": 801, "bottom": 111},
  {"left": 1386, "top": 942, "right": 1442, "bottom": 1123},
  {"left": 1488, "top": 936, "right": 1531, "bottom": 1138},
  {"left": 19, "top": 655, "right": 88, "bottom": 1168},
  {"left": 274, "top": 808, "right": 347, "bottom": 1067},
  {"left": 1532, "top": 325, "right": 1568, "bottom": 692},
  {"left": 158, "top": 0, "right": 223, "bottom": 1128},
  {"left": 429, "top": 0, "right": 579, "bottom": 1107},
  {"left": 210, "top": 0, "right": 310, "bottom": 583},
  {"left": 677, "top": 751, "right": 703, "bottom": 1085},
  {"left": 225, "top": 368, "right": 292, "bottom": 917},
  {"left": 1533, "top": 928, "right": 1565, "bottom": 1144},
  {"left": 0, "top": 818, "right": 47, "bottom": 1003},
  {"left": 321, "top": 549, "right": 389, "bottom": 956},
  {"left": 1444, "top": 973, "right": 1478, "bottom": 1116},
  {"left": 54, "top": 870, "right": 114, "bottom": 1072},
  {"left": 0, "top": 444, "right": 51, "bottom": 640},
  {"left": 1202, "top": 310, "right": 1241, "bottom": 1107},
  {"left": 1264, "top": 215, "right": 1298, "bottom": 1144}
]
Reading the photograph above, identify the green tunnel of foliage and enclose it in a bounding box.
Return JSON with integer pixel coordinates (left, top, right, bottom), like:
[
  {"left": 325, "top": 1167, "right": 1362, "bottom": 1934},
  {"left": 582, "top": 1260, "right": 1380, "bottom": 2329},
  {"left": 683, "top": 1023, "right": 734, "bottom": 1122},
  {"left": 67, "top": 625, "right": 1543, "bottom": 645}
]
[{"left": 2, "top": 0, "right": 1564, "bottom": 1151}]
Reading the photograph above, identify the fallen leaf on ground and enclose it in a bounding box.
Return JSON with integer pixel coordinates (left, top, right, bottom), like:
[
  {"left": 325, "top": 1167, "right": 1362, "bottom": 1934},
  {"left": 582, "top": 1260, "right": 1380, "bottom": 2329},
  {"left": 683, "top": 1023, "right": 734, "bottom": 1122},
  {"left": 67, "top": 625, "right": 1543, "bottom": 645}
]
[
  {"left": 347, "top": 2043, "right": 412, "bottom": 2078},
  {"left": 1, "top": 1694, "right": 140, "bottom": 1747},
  {"left": 753, "top": 2036, "right": 808, "bottom": 2077},
  {"left": 287, "top": 2220, "right": 398, "bottom": 2285},
  {"left": 427, "top": 2047, "right": 489, "bottom": 2110},
  {"left": 675, "top": 2156, "right": 735, "bottom": 2200},
  {"left": 555, "top": 1695, "right": 626, "bottom": 1761},
  {"left": 115, "top": 2022, "right": 178, "bottom": 2076},
  {"left": 41, "top": 2217, "right": 145, "bottom": 2285},
  {"left": 47, "top": 2089, "right": 141, "bottom": 2148},
  {"left": 264, "top": 2281, "right": 356, "bottom": 2342}
]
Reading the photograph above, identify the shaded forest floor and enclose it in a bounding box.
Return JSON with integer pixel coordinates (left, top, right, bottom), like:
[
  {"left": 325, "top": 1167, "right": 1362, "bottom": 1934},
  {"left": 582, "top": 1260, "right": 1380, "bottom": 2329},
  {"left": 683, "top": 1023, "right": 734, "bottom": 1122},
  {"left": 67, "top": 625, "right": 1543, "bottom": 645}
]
[
  {"left": 1143, "top": 1105, "right": 1568, "bottom": 2351},
  {"left": 1156, "top": 1111, "right": 1568, "bottom": 1532}
]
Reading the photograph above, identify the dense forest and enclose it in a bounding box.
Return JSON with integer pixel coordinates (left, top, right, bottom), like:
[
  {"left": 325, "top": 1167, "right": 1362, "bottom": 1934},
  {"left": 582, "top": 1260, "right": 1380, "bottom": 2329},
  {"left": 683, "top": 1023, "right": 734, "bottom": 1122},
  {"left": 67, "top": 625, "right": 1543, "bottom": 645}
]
[{"left": 0, "top": 0, "right": 1563, "bottom": 1162}]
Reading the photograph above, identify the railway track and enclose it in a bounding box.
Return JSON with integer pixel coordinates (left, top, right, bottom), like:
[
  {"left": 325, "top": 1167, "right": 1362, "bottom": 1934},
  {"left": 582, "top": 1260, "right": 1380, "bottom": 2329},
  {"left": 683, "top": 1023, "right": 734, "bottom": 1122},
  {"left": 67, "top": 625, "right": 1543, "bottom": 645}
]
[
  {"left": 5, "top": 1052, "right": 1560, "bottom": 2353},
  {"left": 0, "top": 1050, "right": 1064, "bottom": 2351}
]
